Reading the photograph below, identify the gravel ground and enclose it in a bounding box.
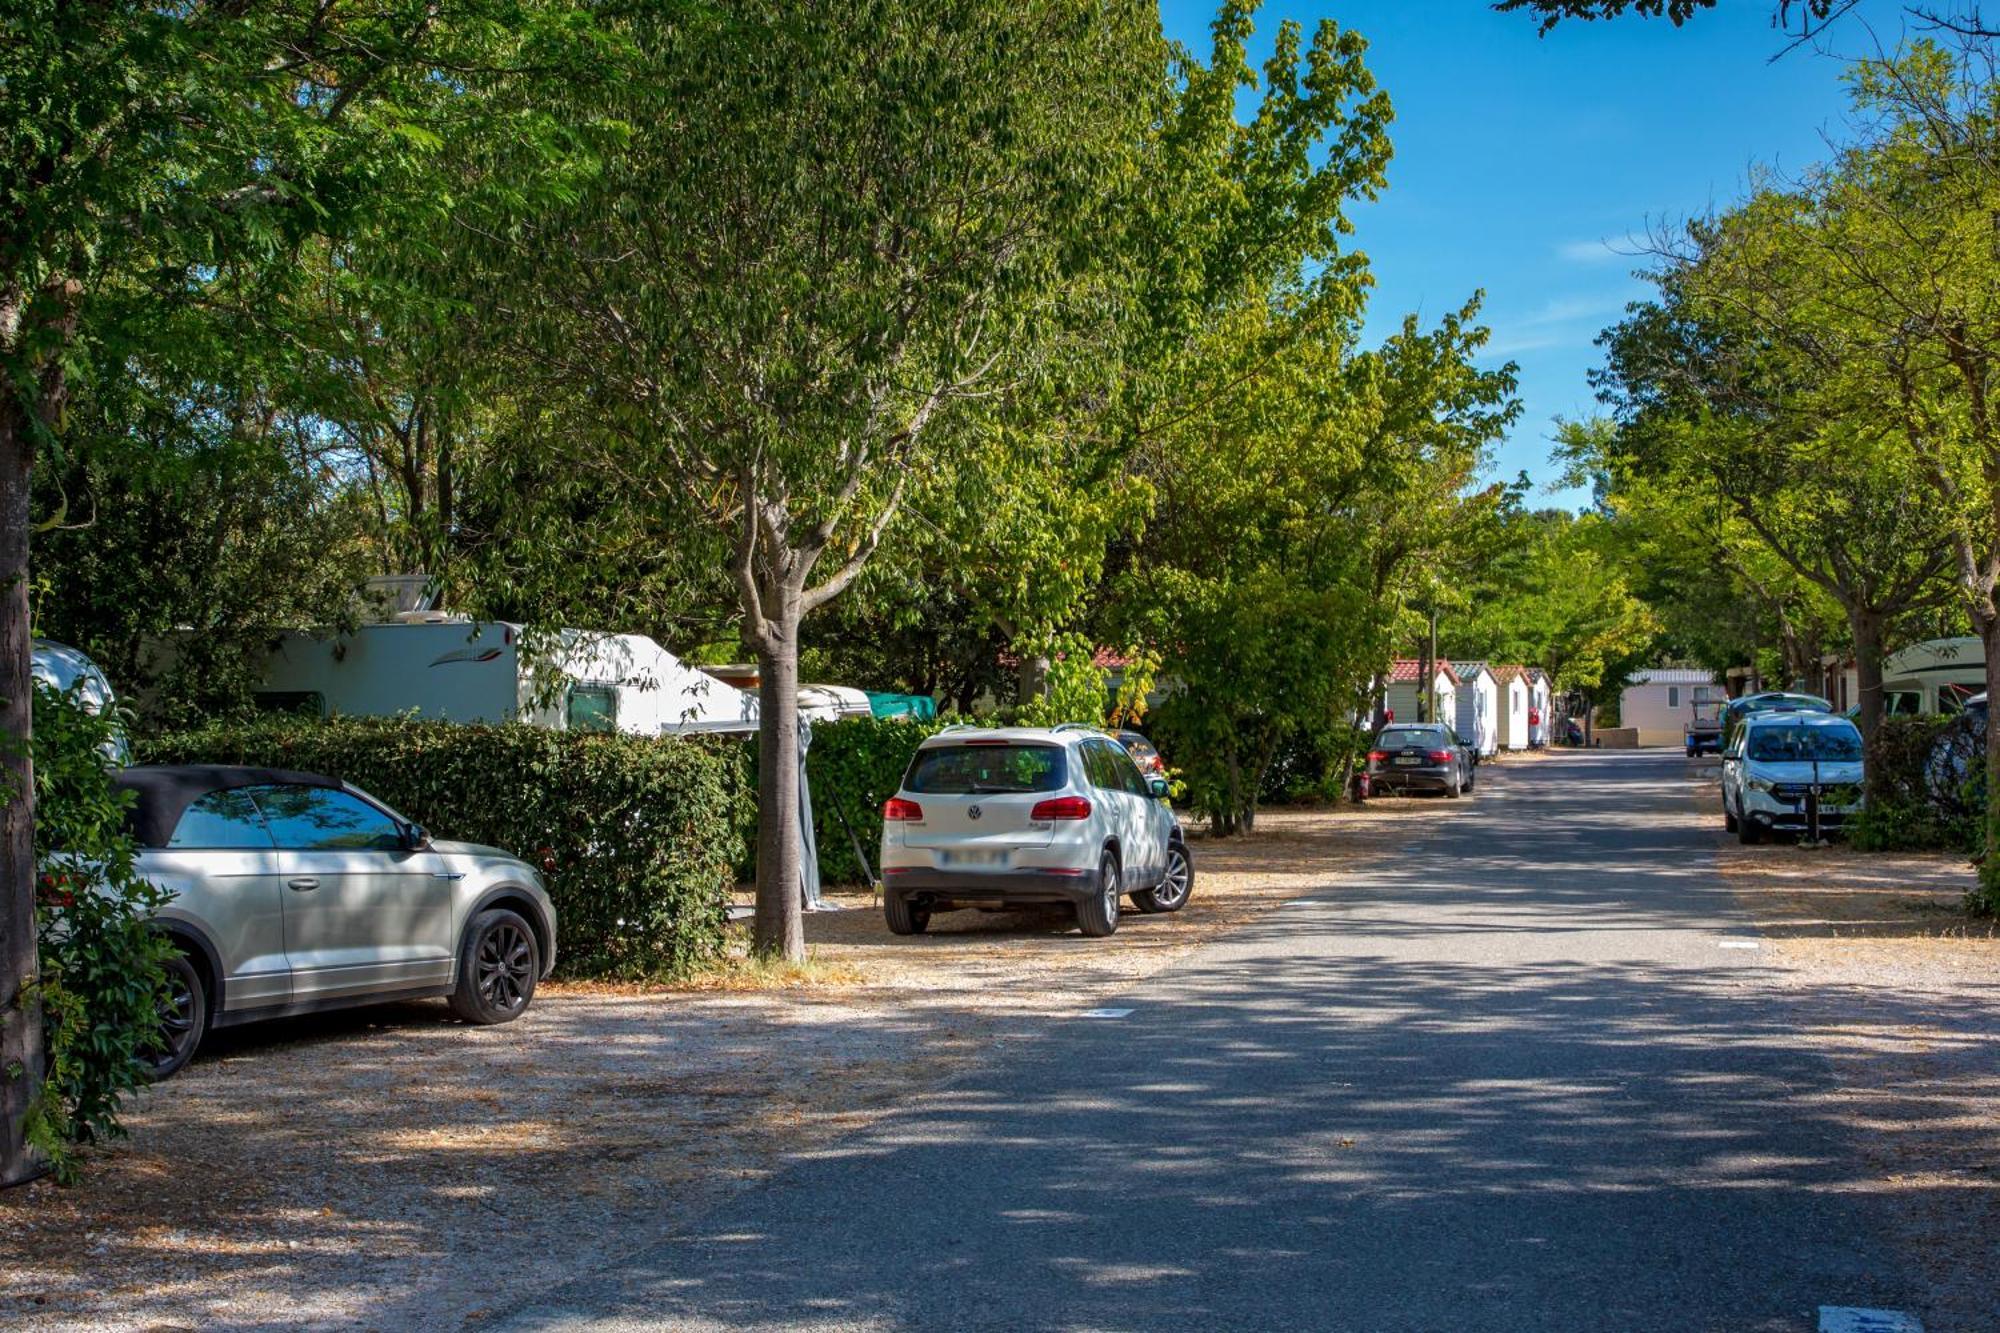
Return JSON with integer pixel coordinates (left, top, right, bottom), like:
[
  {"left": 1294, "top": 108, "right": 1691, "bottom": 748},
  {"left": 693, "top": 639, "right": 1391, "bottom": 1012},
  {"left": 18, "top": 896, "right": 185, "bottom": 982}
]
[
  {"left": 0, "top": 797, "right": 1439, "bottom": 1332},
  {"left": 1695, "top": 758, "right": 2000, "bottom": 1330}
]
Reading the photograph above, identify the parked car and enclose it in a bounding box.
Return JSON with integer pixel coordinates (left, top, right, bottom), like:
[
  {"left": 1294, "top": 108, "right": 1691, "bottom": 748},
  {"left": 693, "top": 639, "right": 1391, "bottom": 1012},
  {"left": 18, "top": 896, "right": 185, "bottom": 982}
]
[
  {"left": 1365, "top": 723, "right": 1475, "bottom": 797},
  {"left": 878, "top": 725, "right": 1190, "bottom": 938},
  {"left": 1720, "top": 713, "right": 1864, "bottom": 843},
  {"left": 1720, "top": 691, "right": 1833, "bottom": 751},
  {"left": 101, "top": 765, "right": 558, "bottom": 1078},
  {"left": 1113, "top": 729, "right": 1166, "bottom": 778}
]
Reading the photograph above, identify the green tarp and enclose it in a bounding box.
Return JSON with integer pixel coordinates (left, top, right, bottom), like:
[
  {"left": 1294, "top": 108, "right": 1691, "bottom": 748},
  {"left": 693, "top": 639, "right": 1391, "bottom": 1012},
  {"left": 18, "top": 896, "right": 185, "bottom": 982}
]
[{"left": 866, "top": 691, "right": 938, "bottom": 720}]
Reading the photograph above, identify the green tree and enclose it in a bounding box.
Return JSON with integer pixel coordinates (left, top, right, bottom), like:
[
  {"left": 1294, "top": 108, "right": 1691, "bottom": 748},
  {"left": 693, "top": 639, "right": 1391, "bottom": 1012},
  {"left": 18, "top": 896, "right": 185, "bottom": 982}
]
[
  {"left": 0, "top": 0, "right": 603, "bottom": 1185},
  {"left": 492, "top": 1, "right": 1162, "bottom": 960},
  {"left": 1592, "top": 216, "right": 1958, "bottom": 755}
]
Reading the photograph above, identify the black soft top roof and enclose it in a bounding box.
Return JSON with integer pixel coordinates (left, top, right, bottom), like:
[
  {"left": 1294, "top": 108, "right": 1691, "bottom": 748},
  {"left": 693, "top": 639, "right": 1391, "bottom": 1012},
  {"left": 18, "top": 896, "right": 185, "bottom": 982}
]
[{"left": 113, "top": 764, "right": 342, "bottom": 849}]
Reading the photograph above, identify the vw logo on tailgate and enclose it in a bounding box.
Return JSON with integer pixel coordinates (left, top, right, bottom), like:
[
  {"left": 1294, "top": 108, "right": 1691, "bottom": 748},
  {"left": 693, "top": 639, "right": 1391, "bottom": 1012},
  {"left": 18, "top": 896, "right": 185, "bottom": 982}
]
[{"left": 968, "top": 804, "right": 983, "bottom": 820}]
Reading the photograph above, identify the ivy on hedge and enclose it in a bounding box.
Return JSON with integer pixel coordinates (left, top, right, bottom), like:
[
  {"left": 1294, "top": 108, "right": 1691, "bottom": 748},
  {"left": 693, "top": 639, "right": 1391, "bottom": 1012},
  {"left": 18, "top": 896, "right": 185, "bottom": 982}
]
[{"left": 138, "top": 716, "right": 746, "bottom": 979}]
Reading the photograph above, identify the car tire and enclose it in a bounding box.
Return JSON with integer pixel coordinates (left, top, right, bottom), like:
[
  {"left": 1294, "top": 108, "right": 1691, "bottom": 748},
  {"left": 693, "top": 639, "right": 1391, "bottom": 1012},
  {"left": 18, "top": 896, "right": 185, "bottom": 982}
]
[
  {"left": 884, "top": 891, "right": 931, "bottom": 936},
  {"left": 1134, "top": 842, "right": 1194, "bottom": 914},
  {"left": 1737, "top": 814, "right": 1762, "bottom": 846},
  {"left": 1447, "top": 771, "right": 1462, "bottom": 798},
  {"left": 1724, "top": 803, "right": 1739, "bottom": 833},
  {"left": 448, "top": 908, "right": 540, "bottom": 1025},
  {"left": 1075, "top": 849, "right": 1122, "bottom": 938},
  {"left": 143, "top": 951, "right": 208, "bottom": 1081}
]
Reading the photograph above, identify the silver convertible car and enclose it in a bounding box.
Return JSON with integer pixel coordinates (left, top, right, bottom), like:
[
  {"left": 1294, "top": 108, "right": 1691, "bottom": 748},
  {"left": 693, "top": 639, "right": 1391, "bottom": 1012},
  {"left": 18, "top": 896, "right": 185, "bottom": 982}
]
[{"left": 113, "top": 765, "right": 558, "bottom": 1077}]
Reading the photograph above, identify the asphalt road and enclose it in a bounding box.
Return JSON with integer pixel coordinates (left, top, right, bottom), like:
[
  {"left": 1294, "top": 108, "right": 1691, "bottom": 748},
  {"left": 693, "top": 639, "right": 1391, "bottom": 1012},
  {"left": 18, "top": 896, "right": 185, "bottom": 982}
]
[{"left": 495, "top": 750, "right": 1918, "bottom": 1332}]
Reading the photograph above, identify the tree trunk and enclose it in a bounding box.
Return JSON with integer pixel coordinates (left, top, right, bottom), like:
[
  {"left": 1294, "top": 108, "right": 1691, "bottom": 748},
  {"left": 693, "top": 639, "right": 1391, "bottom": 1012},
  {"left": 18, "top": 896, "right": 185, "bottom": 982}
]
[
  {"left": 1981, "top": 611, "right": 2000, "bottom": 904},
  {"left": 0, "top": 401, "right": 44, "bottom": 1187},
  {"left": 1847, "top": 607, "right": 1886, "bottom": 740},
  {"left": 1016, "top": 653, "right": 1048, "bottom": 708},
  {"left": 752, "top": 598, "right": 805, "bottom": 962},
  {"left": 1845, "top": 605, "right": 1890, "bottom": 804}
]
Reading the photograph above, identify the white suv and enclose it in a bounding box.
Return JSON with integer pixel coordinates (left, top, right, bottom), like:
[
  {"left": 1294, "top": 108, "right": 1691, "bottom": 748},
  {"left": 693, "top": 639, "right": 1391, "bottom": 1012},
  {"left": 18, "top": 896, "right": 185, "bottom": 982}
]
[{"left": 879, "top": 725, "right": 1191, "bottom": 937}]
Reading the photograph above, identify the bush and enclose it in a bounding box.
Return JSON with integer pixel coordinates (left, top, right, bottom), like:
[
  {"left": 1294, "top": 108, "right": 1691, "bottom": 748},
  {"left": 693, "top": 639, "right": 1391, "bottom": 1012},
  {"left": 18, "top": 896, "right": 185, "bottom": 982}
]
[
  {"left": 32, "top": 683, "right": 175, "bottom": 1182},
  {"left": 138, "top": 716, "right": 744, "bottom": 979},
  {"left": 1850, "top": 715, "right": 1980, "bottom": 854},
  {"left": 804, "top": 716, "right": 947, "bottom": 885}
]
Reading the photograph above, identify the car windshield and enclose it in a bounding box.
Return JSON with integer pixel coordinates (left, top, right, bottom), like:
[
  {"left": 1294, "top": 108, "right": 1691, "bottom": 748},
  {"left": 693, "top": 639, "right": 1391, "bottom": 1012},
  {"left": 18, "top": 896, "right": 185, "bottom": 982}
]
[
  {"left": 904, "top": 743, "right": 1067, "bottom": 794},
  {"left": 1746, "top": 724, "right": 1862, "bottom": 763},
  {"left": 1378, "top": 728, "right": 1444, "bottom": 749}
]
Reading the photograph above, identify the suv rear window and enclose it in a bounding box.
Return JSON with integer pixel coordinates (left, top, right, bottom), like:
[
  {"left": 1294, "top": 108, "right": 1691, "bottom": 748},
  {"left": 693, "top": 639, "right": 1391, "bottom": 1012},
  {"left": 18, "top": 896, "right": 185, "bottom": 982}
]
[
  {"left": 1378, "top": 727, "right": 1444, "bottom": 749},
  {"left": 904, "top": 744, "right": 1068, "bottom": 794}
]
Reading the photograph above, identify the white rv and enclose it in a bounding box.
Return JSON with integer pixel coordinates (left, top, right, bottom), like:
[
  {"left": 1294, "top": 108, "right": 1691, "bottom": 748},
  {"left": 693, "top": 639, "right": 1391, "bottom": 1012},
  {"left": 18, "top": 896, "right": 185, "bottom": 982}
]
[
  {"left": 254, "top": 619, "right": 759, "bottom": 735},
  {"left": 1880, "top": 637, "right": 1985, "bottom": 716}
]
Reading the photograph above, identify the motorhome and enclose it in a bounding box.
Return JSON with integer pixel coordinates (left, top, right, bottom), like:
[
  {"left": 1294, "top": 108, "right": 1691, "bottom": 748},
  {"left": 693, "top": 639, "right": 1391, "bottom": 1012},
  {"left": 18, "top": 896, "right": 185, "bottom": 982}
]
[{"left": 1880, "top": 637, "right": 1985, "bottom": 716}]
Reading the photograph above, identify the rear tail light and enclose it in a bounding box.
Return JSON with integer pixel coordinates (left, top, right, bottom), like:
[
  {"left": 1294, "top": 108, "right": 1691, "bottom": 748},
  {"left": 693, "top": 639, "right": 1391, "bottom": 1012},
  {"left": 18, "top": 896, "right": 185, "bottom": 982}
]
[
  {"left": 883, "top": 797, "right": 924, "bottom": 822},
  {"left": 1428, "top": 749, "right": 1454, "bottom": 763},
  {"left": 1367, "top": 750, "right": 1389, "bottom": 764},
  {"left": 1030, "top": 795, "right": 1092, "bottom": 821}
]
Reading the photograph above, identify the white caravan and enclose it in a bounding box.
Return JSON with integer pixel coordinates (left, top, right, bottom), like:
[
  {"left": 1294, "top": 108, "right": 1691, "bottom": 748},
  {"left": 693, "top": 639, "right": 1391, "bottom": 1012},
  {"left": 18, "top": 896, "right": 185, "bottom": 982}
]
[
  {"left": 1880, "top": 636, "right": 1985, "bottom": 716},
  {"left": 254, "top": 620, "right": 758, "bottom": 735}
]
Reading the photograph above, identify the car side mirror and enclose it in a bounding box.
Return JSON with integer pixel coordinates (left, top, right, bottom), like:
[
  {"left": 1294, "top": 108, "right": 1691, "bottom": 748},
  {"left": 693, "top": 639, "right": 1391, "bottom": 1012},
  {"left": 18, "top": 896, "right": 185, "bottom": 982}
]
[
  {"left": 1147, "top": 776, "right": 1170, "bottom": 799},
  {"left": 402, "top": 823, "right": 429, "bottom": 851}
]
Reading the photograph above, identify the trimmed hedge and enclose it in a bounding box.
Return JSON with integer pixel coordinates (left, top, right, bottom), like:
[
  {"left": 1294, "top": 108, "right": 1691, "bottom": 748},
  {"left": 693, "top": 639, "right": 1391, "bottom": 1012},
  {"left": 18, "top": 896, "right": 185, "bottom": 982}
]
[
  {"left": 805, "top": 715, "right": 948, "bottom": 885},
  {"left": 137, "top": 716, "right": 745, "bottom": 979}
]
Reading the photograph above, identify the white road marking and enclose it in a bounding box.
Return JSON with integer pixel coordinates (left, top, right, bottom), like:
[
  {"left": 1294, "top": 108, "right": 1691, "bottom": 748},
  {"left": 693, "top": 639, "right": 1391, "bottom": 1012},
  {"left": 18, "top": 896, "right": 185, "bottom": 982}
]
[
  {"left": 1717, "top": 939, "right": 1762, "bottom": 949},
  {"left": 1818, "top": 1307, "right": 1923, "bottom": 1333},
  {"left": 1078, "top": 1008, "right": 1134, "bottom": 1019},
  {"left": 1282, "top": 899, "right": 1334, "bottom": 908}
]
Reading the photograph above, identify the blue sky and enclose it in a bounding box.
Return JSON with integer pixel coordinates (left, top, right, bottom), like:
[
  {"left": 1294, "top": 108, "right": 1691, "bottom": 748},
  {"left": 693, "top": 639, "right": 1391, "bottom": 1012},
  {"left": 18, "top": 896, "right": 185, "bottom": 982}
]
[{"left": 1155, "top": 0, "right": 1910, "bottom": 505}]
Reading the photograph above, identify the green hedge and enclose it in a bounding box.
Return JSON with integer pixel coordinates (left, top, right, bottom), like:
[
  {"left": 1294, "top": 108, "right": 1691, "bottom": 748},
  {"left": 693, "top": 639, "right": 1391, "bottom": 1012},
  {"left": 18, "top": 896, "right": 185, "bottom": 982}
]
[
  {"left": 805, "top": 716, "right": 947, "bottom": 885},
  {"left": 137, "top": 716, "right": 746, "bottom": 979}
]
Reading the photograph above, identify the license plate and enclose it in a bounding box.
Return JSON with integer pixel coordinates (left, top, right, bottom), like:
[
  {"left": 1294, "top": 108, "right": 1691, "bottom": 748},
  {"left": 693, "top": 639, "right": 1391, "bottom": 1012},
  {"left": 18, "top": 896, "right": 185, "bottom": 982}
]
[
  {"left": 940, "top": 849, "right": 1007, "bottom": 867},
  {"left": 1394, "top": 756, "right": 1421, "bottom": 766}
]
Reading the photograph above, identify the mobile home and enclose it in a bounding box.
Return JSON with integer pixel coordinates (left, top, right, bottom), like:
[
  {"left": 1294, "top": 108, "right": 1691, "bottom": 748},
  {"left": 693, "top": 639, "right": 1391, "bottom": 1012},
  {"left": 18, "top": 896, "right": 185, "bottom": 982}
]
[
  {"left": 1382, "top": 660, "right": 1459, "bottom": 729},
  {"left": 1491, "top": 666, "right": 1531, "bottom": 751},
  {"left": 1451, "top": 662, "right": 1500, "bottom": 756},
  {"left": 1620, "top": 668, "right": 1717, "bottom": 747}
]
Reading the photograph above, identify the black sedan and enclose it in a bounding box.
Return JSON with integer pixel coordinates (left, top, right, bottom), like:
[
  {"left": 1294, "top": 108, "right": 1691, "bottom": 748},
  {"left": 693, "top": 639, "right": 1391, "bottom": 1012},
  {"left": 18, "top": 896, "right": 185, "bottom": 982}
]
[{"left": 1365, "top": 723, "right": 1475, "bottom": 798}]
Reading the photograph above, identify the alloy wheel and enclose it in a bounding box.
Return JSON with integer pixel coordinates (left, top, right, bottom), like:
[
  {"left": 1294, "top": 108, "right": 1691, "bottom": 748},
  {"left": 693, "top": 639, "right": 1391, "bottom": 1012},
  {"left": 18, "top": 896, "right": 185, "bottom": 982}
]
[
  {"left": 1101, "top": 854, "right": 1121, "bottom": 925},
  {"left": 153, "top": 973, "right": 198, "bottom": 1062},
  {"left": 476, "top": 922, "right": 534, "bottom": 1013},
  {"left": 1154, "top": 848, "right": 1191, "bottom": 909}
]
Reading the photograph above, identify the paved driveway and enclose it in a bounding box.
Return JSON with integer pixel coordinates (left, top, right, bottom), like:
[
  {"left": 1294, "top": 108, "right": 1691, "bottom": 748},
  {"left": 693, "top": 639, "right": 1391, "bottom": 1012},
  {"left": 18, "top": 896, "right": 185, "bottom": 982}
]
[{"left": 495, "top": 751, "right": 1923, "bottom": 1332}]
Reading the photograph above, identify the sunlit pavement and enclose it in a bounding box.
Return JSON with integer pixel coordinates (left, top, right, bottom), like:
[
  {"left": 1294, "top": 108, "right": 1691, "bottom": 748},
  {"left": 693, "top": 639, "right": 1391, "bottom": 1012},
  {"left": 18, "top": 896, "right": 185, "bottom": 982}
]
[{"left": 494, "top": 751, "right": 1921, "bottom": 1332}]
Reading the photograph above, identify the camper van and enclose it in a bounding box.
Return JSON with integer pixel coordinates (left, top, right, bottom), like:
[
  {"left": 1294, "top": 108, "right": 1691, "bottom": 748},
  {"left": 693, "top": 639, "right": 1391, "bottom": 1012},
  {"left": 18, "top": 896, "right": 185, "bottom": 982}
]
[
  {"left": 1880, "top": 637, "right": 1985, "bottom": 716},
  {"left": 254, "top": 619, "right": 760, "bottom": 735}
]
